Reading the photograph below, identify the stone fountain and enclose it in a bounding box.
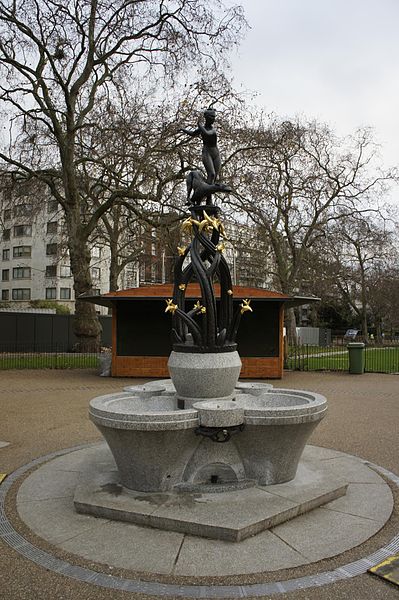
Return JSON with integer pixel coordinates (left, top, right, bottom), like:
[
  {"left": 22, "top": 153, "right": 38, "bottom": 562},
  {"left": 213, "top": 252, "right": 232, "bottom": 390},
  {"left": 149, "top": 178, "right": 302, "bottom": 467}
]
[{"left": 74, "top": 107, "right": 346, "bottom": 542}]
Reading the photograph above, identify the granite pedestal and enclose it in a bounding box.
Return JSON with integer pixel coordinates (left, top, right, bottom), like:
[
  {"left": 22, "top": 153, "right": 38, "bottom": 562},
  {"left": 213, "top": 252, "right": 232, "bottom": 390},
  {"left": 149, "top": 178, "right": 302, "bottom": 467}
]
[{"left": 74, "top": 443, "right": 348, "bottom": 541}]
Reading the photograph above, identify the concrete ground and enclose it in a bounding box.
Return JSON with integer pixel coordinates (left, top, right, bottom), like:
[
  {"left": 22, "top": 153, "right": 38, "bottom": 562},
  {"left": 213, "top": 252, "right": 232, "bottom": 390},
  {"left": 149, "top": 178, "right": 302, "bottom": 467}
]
[{"left": 0, "top": 368, "right": 398, "bottom": 599}]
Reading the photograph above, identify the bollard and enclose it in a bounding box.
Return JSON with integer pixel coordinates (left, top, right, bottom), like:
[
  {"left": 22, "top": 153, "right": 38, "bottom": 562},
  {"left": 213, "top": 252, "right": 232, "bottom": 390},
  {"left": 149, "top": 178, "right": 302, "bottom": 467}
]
[{"left": 347, "top": 342, "right": 365, "bottom": 374}]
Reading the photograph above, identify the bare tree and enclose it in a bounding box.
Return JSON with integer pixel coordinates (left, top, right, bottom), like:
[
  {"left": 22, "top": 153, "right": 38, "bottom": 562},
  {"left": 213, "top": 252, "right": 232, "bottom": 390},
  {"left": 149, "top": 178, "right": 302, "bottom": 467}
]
[
  {"left": 79, "top": 78, "right": 242, "bottom": 292},
  {"left": 224, "top": 117, "right": 395, "bottom": 344},
  {"left": 77, "top": 96, "right": 186, "bottom": 291},
  {"left": 367, "top": 265, "right": 399, "bottom": 342},
  {"left": 323, "top": 215, "right": 396, "bottom": 342},
  {"left": 0, "top": 0, "right": 244, "bottom": 350}
]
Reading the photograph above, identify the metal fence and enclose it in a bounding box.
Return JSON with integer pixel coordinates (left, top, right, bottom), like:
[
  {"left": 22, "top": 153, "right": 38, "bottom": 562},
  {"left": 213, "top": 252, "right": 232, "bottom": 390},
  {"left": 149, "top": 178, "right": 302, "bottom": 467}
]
[
  {"left": 286, "top": 344, "right": 399, "bottom": 374},
  {"left": 364, "top": 346, "right": 399, "bottom": 374},
  {"left": 1, "top": 343, "right": 398, "bottom": 374},
  {"left": 0, "top": 344, "right": 100, "bottom": 370},
  {"left": 0, "top": 311, "right": 112, "bottom": 352}
]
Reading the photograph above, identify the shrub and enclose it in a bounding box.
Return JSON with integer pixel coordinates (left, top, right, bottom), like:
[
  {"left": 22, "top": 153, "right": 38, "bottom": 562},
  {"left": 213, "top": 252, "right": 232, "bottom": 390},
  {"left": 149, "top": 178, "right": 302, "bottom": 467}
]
[{"left": 30, "top": 300, "right": 70, "bottom": 314}]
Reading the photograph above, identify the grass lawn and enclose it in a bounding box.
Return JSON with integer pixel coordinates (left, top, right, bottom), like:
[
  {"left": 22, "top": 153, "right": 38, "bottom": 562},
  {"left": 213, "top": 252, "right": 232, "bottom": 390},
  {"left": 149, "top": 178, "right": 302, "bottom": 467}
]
[
  {"left": 286, "top": 346, "right": 399, "bottom": 373},
  {"left": 1, "top": 347, "right": 398, "bottom": 373},
  {"left": 365, "top": 347, "right": 399, "bottom": 373},
  {"left": 0, "top": 353, "right": 98, "bottom": 369}
]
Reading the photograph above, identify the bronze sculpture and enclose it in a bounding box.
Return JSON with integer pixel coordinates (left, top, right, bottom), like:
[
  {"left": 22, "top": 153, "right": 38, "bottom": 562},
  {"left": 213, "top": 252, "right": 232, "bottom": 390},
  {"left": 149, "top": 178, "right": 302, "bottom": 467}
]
[
  {"left": 185, "top": 170, "right": 231, "bottom": 206},
  {"left": 182, "top": 107, "right": 221, "bottom": 188},
  {"left": 166, "top": 105, "right": 252, "bottom": 353}
]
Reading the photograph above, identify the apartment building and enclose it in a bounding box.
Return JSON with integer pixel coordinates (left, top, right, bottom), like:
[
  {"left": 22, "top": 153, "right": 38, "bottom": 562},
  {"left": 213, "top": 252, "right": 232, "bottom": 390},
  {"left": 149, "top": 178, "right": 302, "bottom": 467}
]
[
  {"left": 0, "top": 177, "right": 273, "bottom": 311},
  {"left": 130, "top": 217, "right": 273, "bottom": 289},
  {"left": 0, "top": 194, "right": 111, "bottom": 314}
]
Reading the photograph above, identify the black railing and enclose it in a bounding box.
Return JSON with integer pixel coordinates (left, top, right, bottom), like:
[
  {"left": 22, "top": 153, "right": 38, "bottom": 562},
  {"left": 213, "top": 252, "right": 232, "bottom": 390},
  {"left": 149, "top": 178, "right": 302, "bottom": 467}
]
[
  {"left": 286, "top": 345, "right": 348, "bottom": 372},
  {"left": 364, "top": 346, "right": 399, "bottom": 374},
  {"left": 1, "top": 343, "right": 397, "bottom": 373},
  {"left": 0, "top": 343, "right": 101, "bottom": 370},
  {"left": 286, "top": 344, "right": 399, "bottom": 374}
]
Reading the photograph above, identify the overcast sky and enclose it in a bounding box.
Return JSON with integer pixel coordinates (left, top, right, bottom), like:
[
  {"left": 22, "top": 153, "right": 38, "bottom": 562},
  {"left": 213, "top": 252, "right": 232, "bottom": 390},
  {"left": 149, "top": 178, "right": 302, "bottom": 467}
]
[{"left": 229, "top": 0, "right": 399, "bottom": 174}]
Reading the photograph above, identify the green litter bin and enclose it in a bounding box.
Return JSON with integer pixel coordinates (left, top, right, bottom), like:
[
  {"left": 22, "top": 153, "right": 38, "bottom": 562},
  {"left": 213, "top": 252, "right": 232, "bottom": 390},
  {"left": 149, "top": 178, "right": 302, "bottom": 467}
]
[{"left": 347, "top": 342, "right": 365, "bottom": 374}]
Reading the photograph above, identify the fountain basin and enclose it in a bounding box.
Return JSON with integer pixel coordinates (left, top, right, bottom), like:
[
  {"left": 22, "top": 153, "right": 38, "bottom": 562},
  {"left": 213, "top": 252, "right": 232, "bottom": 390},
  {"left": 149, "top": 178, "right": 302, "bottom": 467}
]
[
  {"left": 194, "top": 400, "right": 245, "bottom": 427},
  {"left": 89, "top": 382, "right": 327, "bottom": 492},
  {"left": 90, "top": 391, "right": 199, "bottom": 491}
]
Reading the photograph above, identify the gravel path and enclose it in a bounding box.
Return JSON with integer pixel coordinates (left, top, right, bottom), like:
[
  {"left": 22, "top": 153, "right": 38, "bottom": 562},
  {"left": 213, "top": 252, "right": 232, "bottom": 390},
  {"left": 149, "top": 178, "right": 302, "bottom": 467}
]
[{"left": 0, "top": 369, "right": 398, "bottom": 599}]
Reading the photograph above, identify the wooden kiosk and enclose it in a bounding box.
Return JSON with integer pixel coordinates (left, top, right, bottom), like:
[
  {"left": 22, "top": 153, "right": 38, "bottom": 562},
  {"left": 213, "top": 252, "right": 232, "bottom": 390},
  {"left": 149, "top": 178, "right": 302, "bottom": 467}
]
[{"left": 85, "top": 284, "right": 315, "bottom": 379}]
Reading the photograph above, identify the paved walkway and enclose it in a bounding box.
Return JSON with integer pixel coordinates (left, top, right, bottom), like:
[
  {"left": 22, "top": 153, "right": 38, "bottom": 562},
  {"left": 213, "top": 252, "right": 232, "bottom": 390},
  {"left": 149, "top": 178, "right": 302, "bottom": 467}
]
[{"left": 0, "top": 369, "right": 398, "bottom": 599}]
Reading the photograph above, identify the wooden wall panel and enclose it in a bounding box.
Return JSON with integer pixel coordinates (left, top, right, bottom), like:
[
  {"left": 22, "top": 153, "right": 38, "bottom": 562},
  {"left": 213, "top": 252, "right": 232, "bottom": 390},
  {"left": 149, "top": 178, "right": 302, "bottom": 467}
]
[
  {"left": 240, "top": 357, "right": 282, "bottom": 379},
  {"left": 111, "top": 301, "right": 285, "bottom": 379},
  {"left": 113, "top": 356, "right": 169, "bottom": 377},
  {"left": 112, "top": 355, "right": 282, "bottom": 379}
]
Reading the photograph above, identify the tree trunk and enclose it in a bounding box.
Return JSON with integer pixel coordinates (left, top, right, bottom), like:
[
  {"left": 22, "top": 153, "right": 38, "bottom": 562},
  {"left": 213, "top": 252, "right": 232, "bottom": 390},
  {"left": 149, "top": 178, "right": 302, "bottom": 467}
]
[
  {"left": 361, "top": 309, "right": 369, "bottom": 345},
  {"left": 359, "top": 267, "right": 369, "bottom": 344},
  {"left": 109, "top": 240, "right": 120, "bottom": 292},
  {"left": 108, "top": 243, "right": 120, "bottom": 316},
  {"left": 285, "top": 307, "right": 298, "bottom": 346},
  {"left": 68, "top": 216, "right": 102, "bottom": 352},
  {"left": 376, "top": 320, "right": 383, "bottom": 344},
  {"left": 59, "top": 126, "right": 102, "bottom": 352}
]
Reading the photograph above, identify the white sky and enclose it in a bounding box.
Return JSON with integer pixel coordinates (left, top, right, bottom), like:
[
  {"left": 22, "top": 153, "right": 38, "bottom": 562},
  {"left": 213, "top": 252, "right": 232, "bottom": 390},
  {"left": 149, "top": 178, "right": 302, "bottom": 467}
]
[{"left": 229, "top": 0, "right": 399, "bottom": 177}]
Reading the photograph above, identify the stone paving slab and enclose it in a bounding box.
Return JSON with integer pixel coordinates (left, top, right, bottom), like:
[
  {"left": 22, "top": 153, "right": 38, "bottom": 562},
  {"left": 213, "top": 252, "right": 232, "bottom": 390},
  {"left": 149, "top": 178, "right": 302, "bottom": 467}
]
[
  {"left": 325, "top": 481, "right": 393, "bottom": 522},
  {"left": 322, "top": 455, "right": 386, "bottom": 484},
  {"left": 272, "top": 506, "right": 388, "bottom": 562},
  {"left": 301, "top": 444, "right": 347, "bottom": 461},
  {"left": 17, "top": 495, "right": 110, "bottom": 546},
  {"left": 59, "top": 520, "right": 185, "bottom": 574},
  {"left": 76, "top": 468, "right": 166, "bottom": 519},
  {"left": 37, "top": 446, "right": 101, "bottom": 473},
  {"left": 149, "top": 488, "right": 300, "bottom": 541},
  {"left": 15, "top": 444, "right": 394, "bottom": 576},
  {"left": 260, "top": 456, "right": 347, "bottom": 505},
  {"left": 172, "top": 529, "right": 307, "bottom": 576},
  {"left": 18, "top": 468, "right": 80, "bottom": 502}
]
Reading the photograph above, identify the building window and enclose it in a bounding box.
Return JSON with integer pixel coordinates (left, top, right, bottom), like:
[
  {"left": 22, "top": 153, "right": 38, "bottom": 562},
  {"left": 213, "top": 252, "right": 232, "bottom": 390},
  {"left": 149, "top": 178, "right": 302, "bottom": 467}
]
[
  {"left": 13, "top": 246, "right": 31, "bottom": 258},
  {"left": 91, "top": 246, "right": 101, "bottom": 258},
  {"left": 139, "top": 263, "right": 145, "bottom": 282},
  {"left": 1, "top": 289, "right": 9, "bottom": 301},
  {"left": 2, "top": 249, "right": 10, "bottom": 261},
  {"left": 93, "top": 288, "right": 101, "bottom": 295},
  {"left": 13, "top": 267, "right": 31, "bottom": 279},
  {"left": 60, "top": 287, "right": 71, "bottom": 300},
  {"left": 13, "top": 224, "right": 32, "bottom": 237},
  {"left": 46, "top": 243, "right": 58, "bottom": 255},
  {"left": 3, "top": 209, "right": 11, "bottom": 221},
  {"left": 47, "top": 200, "right": 59, "bottom": 212},
  {"left": 3, "top": 229, "right": 10, "bottom": 241},
  {"left": 151, "top": 263, "right": 157, "bottom": 282},
  {"left": 45, "top": 287, "right": 56, "bottom": 299},
  {"left": 45, "top": 265, "right": 57, "bottom": 278},
  {"left": 60, "top": 265, "right": 71, "bottom": 278},
  {"left": 12, "top": 288, "right": 31, "bottom": 300},
  {"left": 91, "top": 267, "right": 101, "bottom": 279},
  {"left": 14, "top": 204, "right": 32, "bottom": 217},
  {"left": 2, "top": 269, "right": 9, "bottom": 281},
  {"left": 46, "top": 221, "right": 58, "bottom": 234}
]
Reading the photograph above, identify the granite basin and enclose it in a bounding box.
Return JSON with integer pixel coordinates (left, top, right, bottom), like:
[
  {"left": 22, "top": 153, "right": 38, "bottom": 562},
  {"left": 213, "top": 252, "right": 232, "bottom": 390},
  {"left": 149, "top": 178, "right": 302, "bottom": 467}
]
[{"left": 89, "top": 380, "right": 327, "bottom": 492}]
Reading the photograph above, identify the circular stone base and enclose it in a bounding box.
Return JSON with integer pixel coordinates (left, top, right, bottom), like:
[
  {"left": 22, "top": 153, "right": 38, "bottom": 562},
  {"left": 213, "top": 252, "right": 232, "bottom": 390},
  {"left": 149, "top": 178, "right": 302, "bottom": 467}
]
[{"left": 13, "top": 444, "right": 393, "bottom": 577}]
